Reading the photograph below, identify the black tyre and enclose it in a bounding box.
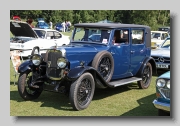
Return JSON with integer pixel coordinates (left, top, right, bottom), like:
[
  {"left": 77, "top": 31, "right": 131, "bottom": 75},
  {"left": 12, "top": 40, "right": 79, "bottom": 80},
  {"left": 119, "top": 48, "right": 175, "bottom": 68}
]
[
  {"left": 69, "top": 72, "right": 95, "bottom": 111},
  {"left": 138, "top": 62, "right": 152, "bottom": 89},
  {"left": 18, "top": 71, "right": 43, "bottom": 100},
  {"left": 158, "top": 109, "right": 170, "bottom": 116},
  {"left": 92, "top": 51, "right": 114, "bottom": 82}
]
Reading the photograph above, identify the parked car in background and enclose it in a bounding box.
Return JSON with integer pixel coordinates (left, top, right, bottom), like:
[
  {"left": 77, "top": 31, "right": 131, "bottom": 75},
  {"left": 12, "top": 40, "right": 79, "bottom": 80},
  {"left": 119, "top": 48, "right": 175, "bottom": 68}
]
[
  {"left": 13, "top": 16, "right": 21, "bottom": 21},
  {"left": 54, "top": 23, "right": 64, "bottom": 32},
  {"left": 151, "top": 37, "right": 170, "bottom": 71},
  {"left": 158, "top": 26, "right": 170, "bottom": 35},
  {"left": 10, "top": 20, "right": 70, "bottom": 57},
  {"left": 153, "top": 71, "right": 170, "bottom": 116},
  {"left": 151, "top": 31, "right": 169, "bottom": 49},
  {"left": 36, "top": 18, "right": 49, "bottom": 29},
  {"left": 33, "top": 28, "right": 70, "bottom": 44},
  {"left": 17, "top": 23, "right": 157, "bottom": 111}
]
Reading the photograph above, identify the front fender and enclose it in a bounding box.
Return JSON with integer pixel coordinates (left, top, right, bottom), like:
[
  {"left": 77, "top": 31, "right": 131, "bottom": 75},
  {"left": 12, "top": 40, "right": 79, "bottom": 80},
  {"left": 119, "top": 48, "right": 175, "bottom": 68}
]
[
  {"left": 66, "top": 66, "right": 96, "bottom": 81},
  {"left": 65, "top": 66, "right": 108, "bottom": 88},
  {"left": 136, "top": 56, "right": 157, "bottom": 77},
  {"left": 18, "top": 60, "right": 33, "bottom": 73}
]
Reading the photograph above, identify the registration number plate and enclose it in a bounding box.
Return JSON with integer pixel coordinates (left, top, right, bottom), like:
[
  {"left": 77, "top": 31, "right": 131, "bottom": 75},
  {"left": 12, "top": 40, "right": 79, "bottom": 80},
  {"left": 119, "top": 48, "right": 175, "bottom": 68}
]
[{"left": 156, "top": 64, "right": 169, "bottom": 68}]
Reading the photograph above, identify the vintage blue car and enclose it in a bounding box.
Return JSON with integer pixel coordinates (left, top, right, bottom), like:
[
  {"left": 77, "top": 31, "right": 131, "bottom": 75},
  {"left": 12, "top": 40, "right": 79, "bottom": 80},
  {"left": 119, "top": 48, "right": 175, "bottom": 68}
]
[
  {"left": 17, "top": 23, "right": 157, "bottom": 111},
  {"left": 54, "top": 23, "right": 64, "bottom": 32},
  {"left": 36, "top": 19, "right": 49, "bottom": 29},
  {"left": 153, "top": 71, "right": 170, "bottom": 116}
]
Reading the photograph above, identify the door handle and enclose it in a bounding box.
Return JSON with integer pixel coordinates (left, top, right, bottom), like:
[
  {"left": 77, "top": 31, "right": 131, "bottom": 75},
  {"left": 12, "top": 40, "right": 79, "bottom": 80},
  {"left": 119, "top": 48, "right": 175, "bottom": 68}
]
[{"left": 131, "top": 50, "right": 135, "bottom": 54}]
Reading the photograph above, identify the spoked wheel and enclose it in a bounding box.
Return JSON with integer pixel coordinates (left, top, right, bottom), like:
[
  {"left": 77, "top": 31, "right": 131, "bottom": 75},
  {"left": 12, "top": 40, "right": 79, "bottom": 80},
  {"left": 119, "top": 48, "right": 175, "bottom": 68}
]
[
  {"left": 138, "top": 62, "right": 152, "bottom": 89},
  {"left": 69, "top": 72, "right": 95, "bottom": 111},
  {"left": 92, "top": 51, "right": 114, "bottom": 82},
  {"left": 18, "top": 71, "right": 43, "bottom": 100}
]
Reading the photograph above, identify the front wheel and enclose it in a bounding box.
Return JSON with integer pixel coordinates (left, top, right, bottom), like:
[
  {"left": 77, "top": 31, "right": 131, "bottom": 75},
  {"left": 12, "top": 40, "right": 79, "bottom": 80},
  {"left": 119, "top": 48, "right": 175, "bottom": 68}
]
[
  {"left": 138, "top": 62, "right": 152, "bottom": 89},
  {"left": 18, "top": 71, "right": 43, "bottom": 100},
  {"left": 69, "top": 72, "right": 95, "bottom": 111}
]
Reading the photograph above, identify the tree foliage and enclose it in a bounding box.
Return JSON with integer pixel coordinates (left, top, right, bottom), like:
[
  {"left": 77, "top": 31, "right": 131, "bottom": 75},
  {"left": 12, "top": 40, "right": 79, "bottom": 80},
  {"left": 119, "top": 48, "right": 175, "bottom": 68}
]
[{"left": 10, "top": 10, "right": 170, "bottom": 30}]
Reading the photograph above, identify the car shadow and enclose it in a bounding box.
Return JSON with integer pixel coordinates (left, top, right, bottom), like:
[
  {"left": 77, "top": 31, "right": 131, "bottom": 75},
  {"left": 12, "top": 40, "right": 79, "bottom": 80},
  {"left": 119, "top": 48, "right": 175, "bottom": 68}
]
[
  {"left": 10, "top": 82, "right": 141, "bottom": 111},
  {"left": 93, "top": 83, "right": 139, "bottom": 101},
  {"left": 119, "top": 93, "right": 159, "bottom": 116},
  {"left": 10, "top": 89, "right": 74, "bottom": 111}
]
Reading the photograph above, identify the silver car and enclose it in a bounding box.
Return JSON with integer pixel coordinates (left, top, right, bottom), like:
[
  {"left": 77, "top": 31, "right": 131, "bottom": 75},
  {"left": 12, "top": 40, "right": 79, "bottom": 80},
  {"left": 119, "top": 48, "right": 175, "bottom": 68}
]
[{"left": 151, "top": 37, "right": 170, "bottom": 70}]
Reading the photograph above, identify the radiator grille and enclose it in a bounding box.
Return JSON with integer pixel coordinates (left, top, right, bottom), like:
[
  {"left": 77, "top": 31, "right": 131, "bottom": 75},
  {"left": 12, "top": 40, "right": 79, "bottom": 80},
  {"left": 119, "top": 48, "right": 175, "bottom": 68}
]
[
  {"left": 152, "top": 56, "right": 170, "bottom": 64},
  {"left": 159, "top": 88, "right": 170, "bottom": 99},
  {"left": 45, "top": 50, "right": 63, "bottom": 79}
]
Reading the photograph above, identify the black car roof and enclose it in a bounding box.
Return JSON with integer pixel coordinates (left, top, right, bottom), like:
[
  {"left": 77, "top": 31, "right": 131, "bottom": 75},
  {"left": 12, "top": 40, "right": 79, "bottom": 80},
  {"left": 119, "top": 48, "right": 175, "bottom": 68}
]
[{"left": 74, "top": 23, "right": 150, "bottom": 29}]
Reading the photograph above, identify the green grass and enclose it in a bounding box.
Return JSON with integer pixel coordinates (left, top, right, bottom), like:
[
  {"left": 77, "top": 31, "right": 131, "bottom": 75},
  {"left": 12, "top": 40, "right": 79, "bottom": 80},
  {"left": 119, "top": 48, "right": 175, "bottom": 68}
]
[{"left": 10, "top": 60, "right": 161, "bottom": 116}]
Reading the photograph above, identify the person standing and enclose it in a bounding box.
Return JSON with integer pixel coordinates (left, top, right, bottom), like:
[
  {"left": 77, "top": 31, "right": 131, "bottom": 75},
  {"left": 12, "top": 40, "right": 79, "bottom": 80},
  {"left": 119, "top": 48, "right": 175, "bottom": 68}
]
[
  {"left": 61, "top": 21, "right": 66, "bottom": 32},
  {"left": 49, "top": 21, "right": 53, "bottom": 29}
]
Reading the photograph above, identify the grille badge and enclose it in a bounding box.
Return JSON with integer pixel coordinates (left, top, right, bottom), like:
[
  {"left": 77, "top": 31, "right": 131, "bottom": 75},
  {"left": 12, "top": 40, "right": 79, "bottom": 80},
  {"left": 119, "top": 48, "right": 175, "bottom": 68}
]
[{"left": 158, "top": 57, "right": 164, "bottom": 63}]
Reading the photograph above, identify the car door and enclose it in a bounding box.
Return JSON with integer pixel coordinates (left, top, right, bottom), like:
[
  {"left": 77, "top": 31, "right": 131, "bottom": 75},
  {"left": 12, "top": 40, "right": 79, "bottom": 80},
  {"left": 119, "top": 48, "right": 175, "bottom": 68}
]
[
  {"left": 130, "top": 28, "right": 146, "bottom": 75},
  {"left": 110, "top": 28, "right": 131, "bottom": 79}
]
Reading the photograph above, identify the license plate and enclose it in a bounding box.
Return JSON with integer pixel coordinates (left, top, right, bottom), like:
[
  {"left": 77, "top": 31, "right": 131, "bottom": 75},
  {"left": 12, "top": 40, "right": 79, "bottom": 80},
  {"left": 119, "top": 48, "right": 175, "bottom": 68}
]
[{"left": 156, "top": 64, "right": 169, "bottom": 68}]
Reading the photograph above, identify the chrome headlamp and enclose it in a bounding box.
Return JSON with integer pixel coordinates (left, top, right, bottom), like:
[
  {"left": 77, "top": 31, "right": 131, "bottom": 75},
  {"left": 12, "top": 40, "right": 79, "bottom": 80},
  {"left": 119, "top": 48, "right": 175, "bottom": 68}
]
[
  {"left": 32, "top": 54, "right": 42, "bottom": 66},
  {"left": 156, "top": 79, "right": 166, "bottom": 88},
  {"left": 57, "top": 58, "right": 67, "bottom": 68},
  {"left": 166, "top": 80, "right": 170, "bottom": 89}
]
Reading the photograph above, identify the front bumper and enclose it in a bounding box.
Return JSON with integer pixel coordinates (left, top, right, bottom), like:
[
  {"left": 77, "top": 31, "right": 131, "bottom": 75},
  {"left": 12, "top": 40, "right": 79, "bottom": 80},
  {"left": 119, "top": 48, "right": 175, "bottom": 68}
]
[{"left": 153, "top": 99, "right": 170, "bottom": 112}]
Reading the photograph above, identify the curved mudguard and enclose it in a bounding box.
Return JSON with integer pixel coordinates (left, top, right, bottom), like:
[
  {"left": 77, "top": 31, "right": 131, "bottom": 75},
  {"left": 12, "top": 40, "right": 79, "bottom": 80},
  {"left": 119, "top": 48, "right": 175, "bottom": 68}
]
[
  {"left": 136, "top": 56, "right": 157, "bottom": 77},
  {"left": 66, "top": 66, "right": 108, "bottom": 88},
  {"left": 18, "top": 60, "right": 33, "bottom": 73}
]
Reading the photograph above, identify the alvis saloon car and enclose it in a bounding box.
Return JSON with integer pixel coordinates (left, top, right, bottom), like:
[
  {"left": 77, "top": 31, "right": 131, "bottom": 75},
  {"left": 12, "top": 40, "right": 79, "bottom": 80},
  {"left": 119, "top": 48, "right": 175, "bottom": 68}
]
[{"left": 16, "top": 23, "right": 157, "bottom": 111}]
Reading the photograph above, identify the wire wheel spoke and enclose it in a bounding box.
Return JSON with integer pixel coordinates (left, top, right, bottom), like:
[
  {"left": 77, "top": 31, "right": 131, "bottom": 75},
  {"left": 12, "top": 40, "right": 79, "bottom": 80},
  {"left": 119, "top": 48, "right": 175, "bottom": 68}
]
[
  {"left": 77, "top": 79, "right": 92, "bottom": 106},
  {"left": 98, "top": 57, "right": 111, "bottom": 79},
  {"left": 25, "top": 73, "right": 36, "bottom": 94},
  {"left": 142, "top": 66, "right": 150, "bottom": 84}
]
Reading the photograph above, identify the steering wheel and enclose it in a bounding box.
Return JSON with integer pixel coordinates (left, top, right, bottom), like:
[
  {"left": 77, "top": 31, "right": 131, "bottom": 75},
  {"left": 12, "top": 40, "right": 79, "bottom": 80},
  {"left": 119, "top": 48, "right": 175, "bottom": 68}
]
[{"left": 81, "top": 38, "right": 93, "bottom": 41}]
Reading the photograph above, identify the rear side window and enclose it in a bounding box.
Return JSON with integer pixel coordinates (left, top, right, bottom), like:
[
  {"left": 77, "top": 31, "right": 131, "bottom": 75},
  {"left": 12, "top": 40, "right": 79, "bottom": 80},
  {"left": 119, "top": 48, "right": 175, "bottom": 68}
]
[{"left": 132, "top": 29, "right": 144, "bottom": 44}]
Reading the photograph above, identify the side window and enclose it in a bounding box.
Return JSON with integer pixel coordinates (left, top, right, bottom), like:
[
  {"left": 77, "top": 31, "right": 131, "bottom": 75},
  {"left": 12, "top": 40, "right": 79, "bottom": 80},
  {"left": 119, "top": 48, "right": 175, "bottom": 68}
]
[
  {"left": 46, "top": 31, "right": 54, "bottom": 39},
  {"left": 113, "top": 29, "right": 129, "bottom": 45},
  {"left": 54, "top": 32, "right": 62, "bottom": 39},
  {"left": 132, "top": 29, "right": 144, "bottom": 44},
  {"left": 164, "top": 33, "right": 169, "bottom": 39}
]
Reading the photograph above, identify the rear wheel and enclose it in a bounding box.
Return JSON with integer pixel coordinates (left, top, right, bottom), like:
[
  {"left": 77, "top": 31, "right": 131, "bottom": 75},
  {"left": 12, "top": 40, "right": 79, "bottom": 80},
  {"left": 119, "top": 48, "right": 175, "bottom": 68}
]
[
  {"left": 69, "top": 72, "right": 95, "bottom": 111},
  {"left": 138, "top": 62, "right": 152, "bottom": 89}
]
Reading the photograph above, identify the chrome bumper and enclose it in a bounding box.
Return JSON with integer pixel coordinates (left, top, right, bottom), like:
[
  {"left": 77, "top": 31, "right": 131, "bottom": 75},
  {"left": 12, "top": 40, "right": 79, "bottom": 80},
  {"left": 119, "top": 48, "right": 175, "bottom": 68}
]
[{"left": 153, "top": 99, "right": 170, "bottom": 112}]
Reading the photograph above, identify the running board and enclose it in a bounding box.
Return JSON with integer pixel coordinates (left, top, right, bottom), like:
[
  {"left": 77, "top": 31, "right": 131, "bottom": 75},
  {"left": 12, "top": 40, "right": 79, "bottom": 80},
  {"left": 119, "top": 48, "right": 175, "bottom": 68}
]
[{"left": 109, "top": 77, "right": 142, "bottom": 87}]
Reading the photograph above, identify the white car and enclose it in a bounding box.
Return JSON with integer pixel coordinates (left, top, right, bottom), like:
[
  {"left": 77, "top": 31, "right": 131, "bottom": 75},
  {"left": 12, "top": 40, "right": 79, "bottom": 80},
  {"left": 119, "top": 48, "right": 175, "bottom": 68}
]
[
  {"left": 151, "top": 31, "right": 169, "bottom": 49},
  {"left": 10, "top": 20, "right": 70, "bottom": 57}
]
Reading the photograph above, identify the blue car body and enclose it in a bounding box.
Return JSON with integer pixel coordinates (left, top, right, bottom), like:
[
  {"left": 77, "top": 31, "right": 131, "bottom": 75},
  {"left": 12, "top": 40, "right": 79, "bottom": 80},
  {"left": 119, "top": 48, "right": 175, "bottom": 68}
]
[
  {"left": 55, "top": 23, "right": 63, "bottom": 32},
  {"left": 153, "top": 71, "right": 170, "bottom": 116},
  {"left": 36, "top": 21, "right": 49, "bottom": 29},
  {"left": 17, "top": 23, "right": 157, "bottom": 111}
]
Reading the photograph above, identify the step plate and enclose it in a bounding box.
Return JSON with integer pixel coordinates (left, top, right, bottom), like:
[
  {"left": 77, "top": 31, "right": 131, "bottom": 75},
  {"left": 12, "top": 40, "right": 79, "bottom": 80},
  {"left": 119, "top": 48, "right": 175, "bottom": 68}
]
[{"left": 109, "top": 77, "right": 142, "bottom": 87}]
